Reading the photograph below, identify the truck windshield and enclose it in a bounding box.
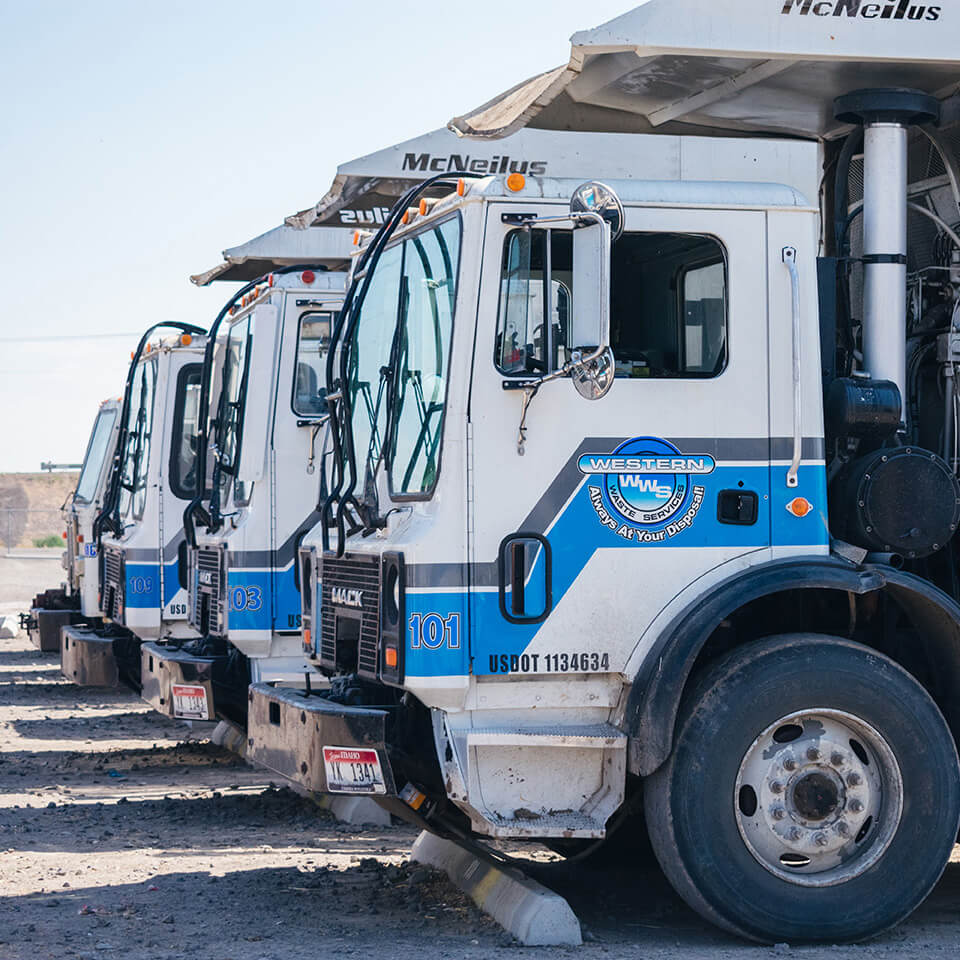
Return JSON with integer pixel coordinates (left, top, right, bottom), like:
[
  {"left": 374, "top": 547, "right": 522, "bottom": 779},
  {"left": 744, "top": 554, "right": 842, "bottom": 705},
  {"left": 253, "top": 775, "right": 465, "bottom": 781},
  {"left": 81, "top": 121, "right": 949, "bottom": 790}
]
[
  {"left": 117, "top": 359, "right": 156, "bottom": 521},
  {"left": 74, "top": 408, "right": 117, "bottom": 503},
  {"left": 387, "top": 217, "right": 461, "bottom": 496},
  {"left": 347, "top": 215, "right": 462, "bottom": 501},
  {"left": 215, "top": 315, "right": 253, "bottom": 500}
]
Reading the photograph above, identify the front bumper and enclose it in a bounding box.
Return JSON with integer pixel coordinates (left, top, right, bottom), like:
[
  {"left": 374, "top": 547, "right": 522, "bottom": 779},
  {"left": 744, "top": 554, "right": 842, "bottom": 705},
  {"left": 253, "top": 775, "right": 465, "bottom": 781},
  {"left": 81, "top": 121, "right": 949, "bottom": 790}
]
[
  {"left": 61, "top": 625, "right": 119, "bottom": 687},
  {"left": 246, "top": 682, "right": 398, "bottom": 796},
  {"left": 141, "top": 642, "right": 219, "bottom": 721},
  {"left": 28, "top": 607, "right": 82, "bottom": 652}
]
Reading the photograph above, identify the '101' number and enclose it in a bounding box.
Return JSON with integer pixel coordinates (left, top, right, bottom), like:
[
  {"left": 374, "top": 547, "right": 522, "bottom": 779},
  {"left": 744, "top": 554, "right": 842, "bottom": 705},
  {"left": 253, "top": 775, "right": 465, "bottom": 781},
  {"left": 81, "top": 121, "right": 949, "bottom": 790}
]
[{"left": 409, "top": 612, "right": 460, "bottom": 650}]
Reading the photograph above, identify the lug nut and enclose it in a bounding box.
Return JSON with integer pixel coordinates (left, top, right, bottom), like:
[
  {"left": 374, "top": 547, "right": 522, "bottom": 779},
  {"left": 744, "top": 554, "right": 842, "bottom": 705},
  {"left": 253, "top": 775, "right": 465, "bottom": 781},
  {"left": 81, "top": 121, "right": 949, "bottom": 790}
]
[
  {"left": 788, "top": 827, "right": 803, "bottom": 842},
  {"left": 836, "top": 821, "right": 850, "bottom": 837},
  {"left": 807, "top": 747, "right": 820, "bottom": 761},
  {"left": 814, "top": 833, "right": 829, "bottom": 847},
  {"left": 850, "top": 799, "right": 864, "bottom": 813},
  {"left": 831, "top": 752, "right": 844, "bottom": 766},
  {"left": 772, "top": 807, "right": 786, "bottom": 821},
  {"left": 847, "top": 772, "right": 862, "bottom": 787},
  {"left": 770, "top": 780, "right": 784, "bottom": 794},
  {"left": 783, "top": 758, "right": 798, "bottom": 772}
]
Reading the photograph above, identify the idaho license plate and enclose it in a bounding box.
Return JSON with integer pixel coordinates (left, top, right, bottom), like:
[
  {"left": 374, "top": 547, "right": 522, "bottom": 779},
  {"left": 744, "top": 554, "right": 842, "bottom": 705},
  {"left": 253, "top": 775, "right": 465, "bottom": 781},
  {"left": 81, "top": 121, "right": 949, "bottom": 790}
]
[
  {"left": 171, "top": 683, "right": 209, "bottom": 720},
  {"left": 322, "top": 746, "right": 386, "bottom": 794}
]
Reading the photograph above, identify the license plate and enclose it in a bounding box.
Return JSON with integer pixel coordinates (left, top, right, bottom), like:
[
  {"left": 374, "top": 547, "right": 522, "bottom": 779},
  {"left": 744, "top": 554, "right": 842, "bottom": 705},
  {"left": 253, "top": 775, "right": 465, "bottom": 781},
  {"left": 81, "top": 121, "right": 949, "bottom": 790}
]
[
  {"left": 171, "top": 683, "right": 209, "bottom": 720},
  {"left": 322, "top": 746, "right": 386, "bottom": 794}
]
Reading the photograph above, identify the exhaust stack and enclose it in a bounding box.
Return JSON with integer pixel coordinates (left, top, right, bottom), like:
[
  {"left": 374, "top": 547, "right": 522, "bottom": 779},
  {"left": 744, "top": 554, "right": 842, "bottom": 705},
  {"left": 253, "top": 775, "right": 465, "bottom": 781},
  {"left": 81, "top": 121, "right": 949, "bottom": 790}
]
[{"left": 834, "top": 89, "right": 940, "bottom": 418}]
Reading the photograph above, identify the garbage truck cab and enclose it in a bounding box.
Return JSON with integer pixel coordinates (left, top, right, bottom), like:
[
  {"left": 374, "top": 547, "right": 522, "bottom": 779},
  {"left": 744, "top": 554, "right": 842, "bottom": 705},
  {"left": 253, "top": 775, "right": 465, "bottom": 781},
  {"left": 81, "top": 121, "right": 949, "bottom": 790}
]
[
  {"left": 246, "top": 1, "right": 960, "bottom": 939},
  {"left": 61, "top": 325, "right": 207, "bottom": 688},
  {"left": 67, "top": 398, "right": 123, "bottom": 619},
  {"left": 23, "top": 398, "right": 121, "bottom": 651},
  {"left": 141, "top": 266, "right": 347, "bottom": 726}
]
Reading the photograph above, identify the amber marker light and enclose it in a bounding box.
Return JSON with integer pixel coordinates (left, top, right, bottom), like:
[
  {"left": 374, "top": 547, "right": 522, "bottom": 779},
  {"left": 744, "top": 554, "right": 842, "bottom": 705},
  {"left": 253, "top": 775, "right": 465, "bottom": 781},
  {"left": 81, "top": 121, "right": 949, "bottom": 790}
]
[
  {"left": 786, "top": 497, "right": 813, "bottom": 518},
  {"left": 385, "top": 646, "right": 398, "bottom": 669},
  {"left": 456, "top": 178, "right": 467, "bottom": 197},
  {"left": 180, "top": 333, "right": 192, "bottom": 346},
  {"left": 506, "top": 172, "right": 526, "bottom": 192}
]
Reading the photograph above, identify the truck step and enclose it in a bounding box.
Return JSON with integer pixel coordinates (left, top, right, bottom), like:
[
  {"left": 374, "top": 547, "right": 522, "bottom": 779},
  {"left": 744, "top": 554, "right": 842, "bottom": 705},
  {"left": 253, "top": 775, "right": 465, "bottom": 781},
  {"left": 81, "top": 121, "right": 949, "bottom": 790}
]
[
  {"left": 479, "top": 809, "right": 609, "bottom": 840},
  {"left": 466, "top": 723, "right": 626, "bottom": 749}
]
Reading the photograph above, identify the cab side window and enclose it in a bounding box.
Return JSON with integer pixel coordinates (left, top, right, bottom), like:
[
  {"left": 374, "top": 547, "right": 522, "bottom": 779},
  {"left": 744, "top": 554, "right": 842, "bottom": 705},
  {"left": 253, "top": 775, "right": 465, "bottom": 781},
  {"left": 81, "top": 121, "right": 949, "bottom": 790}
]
[
  {"left": 293, "top": 312, "right": 335, "bottom": 417},
  {"left": 495, "top": 229, "right": 727, "bottom": 379}
]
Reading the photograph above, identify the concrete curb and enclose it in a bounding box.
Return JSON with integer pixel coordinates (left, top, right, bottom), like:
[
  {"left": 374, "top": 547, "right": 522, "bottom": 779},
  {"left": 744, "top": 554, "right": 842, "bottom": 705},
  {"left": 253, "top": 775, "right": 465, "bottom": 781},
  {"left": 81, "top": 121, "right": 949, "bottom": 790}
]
[
  {"left": 411, "top": 830, "right": 582, "bottom": 946},
  {"left": 322, "top": 795, "right": 393, "bottom": 826}
]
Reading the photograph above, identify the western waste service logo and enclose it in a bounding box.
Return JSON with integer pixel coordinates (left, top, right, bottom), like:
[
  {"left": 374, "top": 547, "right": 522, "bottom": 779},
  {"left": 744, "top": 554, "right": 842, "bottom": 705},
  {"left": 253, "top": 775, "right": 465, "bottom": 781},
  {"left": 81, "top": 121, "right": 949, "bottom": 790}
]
[{"left": 577, "top": 437, "right": 715, "bottom": 542}]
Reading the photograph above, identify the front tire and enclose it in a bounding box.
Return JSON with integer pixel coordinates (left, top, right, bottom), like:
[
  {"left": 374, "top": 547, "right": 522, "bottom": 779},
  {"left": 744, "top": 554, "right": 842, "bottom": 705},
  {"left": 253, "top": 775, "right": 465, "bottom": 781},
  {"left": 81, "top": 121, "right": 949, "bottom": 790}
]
[{"left": 644, "top": 634, "right": 960, "bottom": 943}]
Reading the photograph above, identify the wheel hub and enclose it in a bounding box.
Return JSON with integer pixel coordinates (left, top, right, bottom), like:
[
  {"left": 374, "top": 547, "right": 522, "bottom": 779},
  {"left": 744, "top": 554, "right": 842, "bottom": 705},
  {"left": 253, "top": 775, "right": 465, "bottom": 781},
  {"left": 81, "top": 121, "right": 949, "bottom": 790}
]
[{"left": 734, "top": 709, "right": 903, "bottom": 886}]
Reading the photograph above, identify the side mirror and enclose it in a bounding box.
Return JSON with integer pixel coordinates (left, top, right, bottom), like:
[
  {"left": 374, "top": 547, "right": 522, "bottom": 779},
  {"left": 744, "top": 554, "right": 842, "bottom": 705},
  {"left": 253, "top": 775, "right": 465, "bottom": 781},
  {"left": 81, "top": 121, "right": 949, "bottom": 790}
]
[
  {"left": 236, "top": 304, "right": 278, "bottom": 486},
  {"left": 568, "top": 181, "right": 621, "bottom": 400}
]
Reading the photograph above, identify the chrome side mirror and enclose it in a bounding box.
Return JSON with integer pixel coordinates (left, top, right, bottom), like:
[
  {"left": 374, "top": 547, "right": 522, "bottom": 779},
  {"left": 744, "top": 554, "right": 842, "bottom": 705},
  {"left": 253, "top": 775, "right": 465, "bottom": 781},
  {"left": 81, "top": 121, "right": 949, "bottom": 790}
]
[{"left": 571, "top": 347, "right": 615, "bottom": 401}]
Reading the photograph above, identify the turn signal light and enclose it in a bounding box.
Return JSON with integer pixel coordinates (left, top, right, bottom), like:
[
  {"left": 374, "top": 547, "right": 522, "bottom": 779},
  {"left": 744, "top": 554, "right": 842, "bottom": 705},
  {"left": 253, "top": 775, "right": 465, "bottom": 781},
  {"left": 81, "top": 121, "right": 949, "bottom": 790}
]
[
  {"left": 786, "top": 497, "right": 814, "bottom": 518},
  {"left": 506, "top": 172, "right": 526, "bottom": 192},
  {"left": 385, "top": 646, "right": 398, "bottom": 669}
]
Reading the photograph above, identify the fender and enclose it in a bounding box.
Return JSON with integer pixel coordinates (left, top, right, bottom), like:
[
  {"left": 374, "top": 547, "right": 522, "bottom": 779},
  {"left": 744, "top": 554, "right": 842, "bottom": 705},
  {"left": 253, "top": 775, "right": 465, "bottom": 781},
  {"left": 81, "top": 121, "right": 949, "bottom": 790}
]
[{"left": 624, "top": 556, "right": 960, "bottom": 776}]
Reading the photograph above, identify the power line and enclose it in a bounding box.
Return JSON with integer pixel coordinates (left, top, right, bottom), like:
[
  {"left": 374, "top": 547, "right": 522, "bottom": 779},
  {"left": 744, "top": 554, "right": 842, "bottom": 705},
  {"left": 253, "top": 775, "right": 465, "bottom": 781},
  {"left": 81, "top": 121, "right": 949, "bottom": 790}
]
[{"left": 0, "top": 332, "right": 141, "bottom": 343}]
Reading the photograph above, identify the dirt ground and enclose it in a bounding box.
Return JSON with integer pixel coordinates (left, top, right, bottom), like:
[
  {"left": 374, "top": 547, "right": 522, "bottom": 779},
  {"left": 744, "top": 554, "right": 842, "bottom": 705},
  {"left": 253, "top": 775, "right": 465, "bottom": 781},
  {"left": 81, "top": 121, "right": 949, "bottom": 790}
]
[{"left": 4, "top": 562, "right": 960, "bottom": 959}]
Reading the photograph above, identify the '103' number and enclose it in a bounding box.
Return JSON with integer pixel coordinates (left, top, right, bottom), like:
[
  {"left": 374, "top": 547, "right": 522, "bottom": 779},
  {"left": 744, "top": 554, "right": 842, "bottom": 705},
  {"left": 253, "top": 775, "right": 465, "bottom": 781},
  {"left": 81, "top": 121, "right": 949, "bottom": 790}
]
[
  {"left": 409, "top": 613, "right": 460, "bottom": 650},
  {"left": 230, "top": 585, "right": 263, "bottom": 612}
]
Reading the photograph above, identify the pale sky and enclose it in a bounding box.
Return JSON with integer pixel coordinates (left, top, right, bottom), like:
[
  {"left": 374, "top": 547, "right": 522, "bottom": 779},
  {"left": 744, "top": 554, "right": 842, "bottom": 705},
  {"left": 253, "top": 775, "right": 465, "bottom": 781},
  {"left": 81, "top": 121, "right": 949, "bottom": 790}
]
[{"left": 0, "top": 0, "right": 629, "bottom": 472}]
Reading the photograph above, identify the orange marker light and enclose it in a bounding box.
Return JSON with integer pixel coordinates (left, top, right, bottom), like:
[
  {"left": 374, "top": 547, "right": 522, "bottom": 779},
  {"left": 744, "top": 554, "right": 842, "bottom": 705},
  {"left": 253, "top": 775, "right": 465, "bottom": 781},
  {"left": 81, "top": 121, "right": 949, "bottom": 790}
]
[
  {"left": 62, "top": 531, "right": 67, "bottom": 539},
  {"left": 77, "top": 534, "right": 84, "bottom": 543},
  {"left": 268, "top": 273, "right": 275, "bottom": 287},
  {"left": 302, "top": 627, "right": 311, "bottom": 651},
  {"left": 786, "top": 497, "right": 813, "bottom": 518},
  {"left": 506, "top": 172, "right": 526, "bottom": 192},
  {"left": 353, "top": 230, "right": 361, "bottom": 246},
  {"left": 385, "top": 646, "right": 398, "bottom": 669},
  {"left": 418, "top": 199, "right": 429, "bottom": 216},
  {"left": 401, "top": 210, "right": 410, "bottom": 225},
  {"left": 456, "top": 178, "right": 466, "bottom": 197},
  {"left": 180, "top": 333, "right": 192, "bottom": 346}
]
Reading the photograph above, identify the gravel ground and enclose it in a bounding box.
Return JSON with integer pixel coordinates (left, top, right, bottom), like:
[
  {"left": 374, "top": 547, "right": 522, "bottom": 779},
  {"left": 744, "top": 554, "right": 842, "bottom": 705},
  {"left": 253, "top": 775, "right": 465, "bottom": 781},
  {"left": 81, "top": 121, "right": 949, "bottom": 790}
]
[{"left": 3, "top": 585, "right": 960, "bottom": 958}]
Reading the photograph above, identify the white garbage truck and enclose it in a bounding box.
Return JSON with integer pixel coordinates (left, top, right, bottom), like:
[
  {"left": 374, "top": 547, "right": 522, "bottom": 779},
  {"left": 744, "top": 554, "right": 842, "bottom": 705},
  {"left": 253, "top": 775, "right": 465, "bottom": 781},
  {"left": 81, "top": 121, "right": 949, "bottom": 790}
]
[
  {"left": 141, "top": 250, "right": 350, "bottom": 726},
  {"left": 61, "top": 324, "right": 207, "bottom": 688},
  {"left": 23, "top": 397, "right": 122, "bottom": 651},
  {"left": 244, "top": 0, "right": 960, "bottom": 943}
]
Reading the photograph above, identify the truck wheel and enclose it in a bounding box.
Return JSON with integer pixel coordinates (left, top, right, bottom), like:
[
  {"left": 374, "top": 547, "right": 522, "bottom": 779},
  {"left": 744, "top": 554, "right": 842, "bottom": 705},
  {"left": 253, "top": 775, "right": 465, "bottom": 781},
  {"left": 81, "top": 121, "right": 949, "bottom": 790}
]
[{"left": 644, "top": 634, "right": 960, "bottom": 943}]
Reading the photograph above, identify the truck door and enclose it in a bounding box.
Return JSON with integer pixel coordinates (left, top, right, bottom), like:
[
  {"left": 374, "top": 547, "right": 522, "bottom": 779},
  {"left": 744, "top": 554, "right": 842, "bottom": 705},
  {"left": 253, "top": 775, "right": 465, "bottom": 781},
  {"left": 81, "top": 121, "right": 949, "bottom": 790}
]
[{"left": 469, "top": 202, "right": 771, "bottom": 678}]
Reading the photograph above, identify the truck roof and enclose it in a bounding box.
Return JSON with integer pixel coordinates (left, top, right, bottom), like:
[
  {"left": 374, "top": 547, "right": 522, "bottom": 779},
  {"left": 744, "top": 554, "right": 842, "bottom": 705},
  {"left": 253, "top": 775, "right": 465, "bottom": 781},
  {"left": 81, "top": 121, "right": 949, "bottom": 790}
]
[
  {"left": 191, "top": 224, "right": 355, "bottom": 286},
  {"left": 449, "top": 0, "right": 960, "bottom": 140},
  {"left": 286, "top": 125, "right": 821, "bottom": 229}
]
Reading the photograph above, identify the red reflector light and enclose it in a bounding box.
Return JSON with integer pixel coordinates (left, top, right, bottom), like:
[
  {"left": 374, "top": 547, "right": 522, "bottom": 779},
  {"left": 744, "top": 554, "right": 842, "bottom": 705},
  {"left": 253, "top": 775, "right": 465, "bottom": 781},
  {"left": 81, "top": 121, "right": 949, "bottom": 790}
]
[{"left": 301, "top": 270, "right": 315, "bottom": 284}]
